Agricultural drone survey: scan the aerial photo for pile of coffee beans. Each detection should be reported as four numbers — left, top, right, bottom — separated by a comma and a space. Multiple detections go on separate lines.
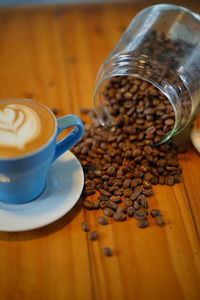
73, 77, 186, 228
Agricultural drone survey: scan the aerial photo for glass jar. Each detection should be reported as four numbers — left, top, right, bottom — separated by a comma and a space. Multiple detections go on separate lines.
94, 4, 200, 144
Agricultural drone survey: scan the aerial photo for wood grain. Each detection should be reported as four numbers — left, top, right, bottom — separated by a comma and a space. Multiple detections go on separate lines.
0, 1, 200, 300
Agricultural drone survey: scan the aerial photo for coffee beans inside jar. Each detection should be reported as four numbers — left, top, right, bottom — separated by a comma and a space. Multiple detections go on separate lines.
73, 77, 186, 229
103, 77, 175, 146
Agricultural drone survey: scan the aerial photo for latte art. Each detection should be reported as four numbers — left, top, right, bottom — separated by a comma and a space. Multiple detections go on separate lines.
0, 99, 55, 158
0, 104, 41, 149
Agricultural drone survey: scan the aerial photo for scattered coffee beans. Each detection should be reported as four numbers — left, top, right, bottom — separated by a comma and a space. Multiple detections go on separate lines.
113, 211, 126, 222
127, 206, 135, 217
137, 220, 149, 228
103, 207, 115, 217
150, 209, 162, 217
98, 216, 108, 225
154, 216, 166, 226
103, 247, 113, 257
73, 76, 185, 229
81, 222, 90, 232
88, 231, 99, 241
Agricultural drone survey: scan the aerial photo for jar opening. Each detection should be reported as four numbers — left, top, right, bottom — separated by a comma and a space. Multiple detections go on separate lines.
94, 54, 192, 145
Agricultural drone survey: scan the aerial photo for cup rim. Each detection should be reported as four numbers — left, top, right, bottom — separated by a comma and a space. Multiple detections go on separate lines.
0, 98, 57, 161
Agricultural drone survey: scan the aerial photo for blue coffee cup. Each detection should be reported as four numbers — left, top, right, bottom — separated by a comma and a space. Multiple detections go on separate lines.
0, 100, 84, 204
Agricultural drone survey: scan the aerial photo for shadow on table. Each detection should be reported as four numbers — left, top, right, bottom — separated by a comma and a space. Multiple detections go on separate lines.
0, 198, 82, 241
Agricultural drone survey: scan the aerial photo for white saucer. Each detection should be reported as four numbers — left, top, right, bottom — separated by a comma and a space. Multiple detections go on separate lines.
0, 151, 84, 232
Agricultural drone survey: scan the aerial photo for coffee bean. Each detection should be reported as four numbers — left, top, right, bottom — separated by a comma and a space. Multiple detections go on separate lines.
81, 222, 90, 232
134, 213, 147, 221
151, 176, 159, 185
127, 206, 135, 217
130, 191, 140, 201
103, 181, 109, 190
167, 159, 179, 166
134, 207, 148, 217
135, 186, 143, 195
94, 170, 103, 177
123, 188, 133, 197
116, 206, 127, 213
100, 201, 107, 209
166, 166, 177, 171
114, 188, 123, 196
98, 195, 109, 202
82, 146, 89, 154
83, 189, 96, 196
157, 159, 166, 167
132, 149, 142, 157
88, 231, 99, 241
174, 175, 181, 183
151, 167, 159, 175
99, 189, 111, 196
94, 178, 103, 184
144, 108, 155, 115
113, 179, 123, 186
110, 196, 121, 203
138, 165, 149, 172
135, 178, 143, 185
123, 178, 131, 188
136, 194, 146, 204
166, 176, 175, 186
134, 201, 140, 210
103, 207, 114, 217
154, 216, 165, 226
143, 145, 153, 153
121, 166, 130, 174
73, 145, 81, 154
107, 148, 116, 157
113, 212, 126, 221
146, 126, 156, 134
144, 173, 153, 181
103, 247, 113, 257
142, 189, 153, 197
159, 144, 170, 152
104, 154, 112, 162
109, 186, 119, 192
131, 179, 139, 188
137, 220, 149, 228
124, 199, 133, 207
159, 176, 165, 185
98, 216, 108, 225
165, 119, 174, 126
150, 209, 162, 217
134, 155, 143, 163
107, 166, 116, 175
106, 201, 117, 210
93, 200, 100, 209
133, 171, 144, 178
143, 180, 152, 189
141, 198, 149, 209
83, 200, 94, 210
83, 164, 94, 172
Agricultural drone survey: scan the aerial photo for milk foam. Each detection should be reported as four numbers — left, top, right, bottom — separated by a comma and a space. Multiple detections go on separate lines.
0, 104, 41, 149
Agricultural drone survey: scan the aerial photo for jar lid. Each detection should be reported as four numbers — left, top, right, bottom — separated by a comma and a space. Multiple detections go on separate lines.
191, 112, 200, 153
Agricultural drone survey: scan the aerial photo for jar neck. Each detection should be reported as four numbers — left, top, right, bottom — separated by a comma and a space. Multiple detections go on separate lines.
94, 53, 192, 143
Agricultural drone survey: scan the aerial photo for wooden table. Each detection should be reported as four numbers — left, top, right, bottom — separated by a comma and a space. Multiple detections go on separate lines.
0, 1, 199, 299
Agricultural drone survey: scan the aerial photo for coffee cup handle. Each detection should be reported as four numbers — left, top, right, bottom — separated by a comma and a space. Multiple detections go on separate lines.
52, 114, 84, 162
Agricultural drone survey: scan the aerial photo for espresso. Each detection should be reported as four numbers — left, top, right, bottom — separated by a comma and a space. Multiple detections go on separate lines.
0, 99, 55, 158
